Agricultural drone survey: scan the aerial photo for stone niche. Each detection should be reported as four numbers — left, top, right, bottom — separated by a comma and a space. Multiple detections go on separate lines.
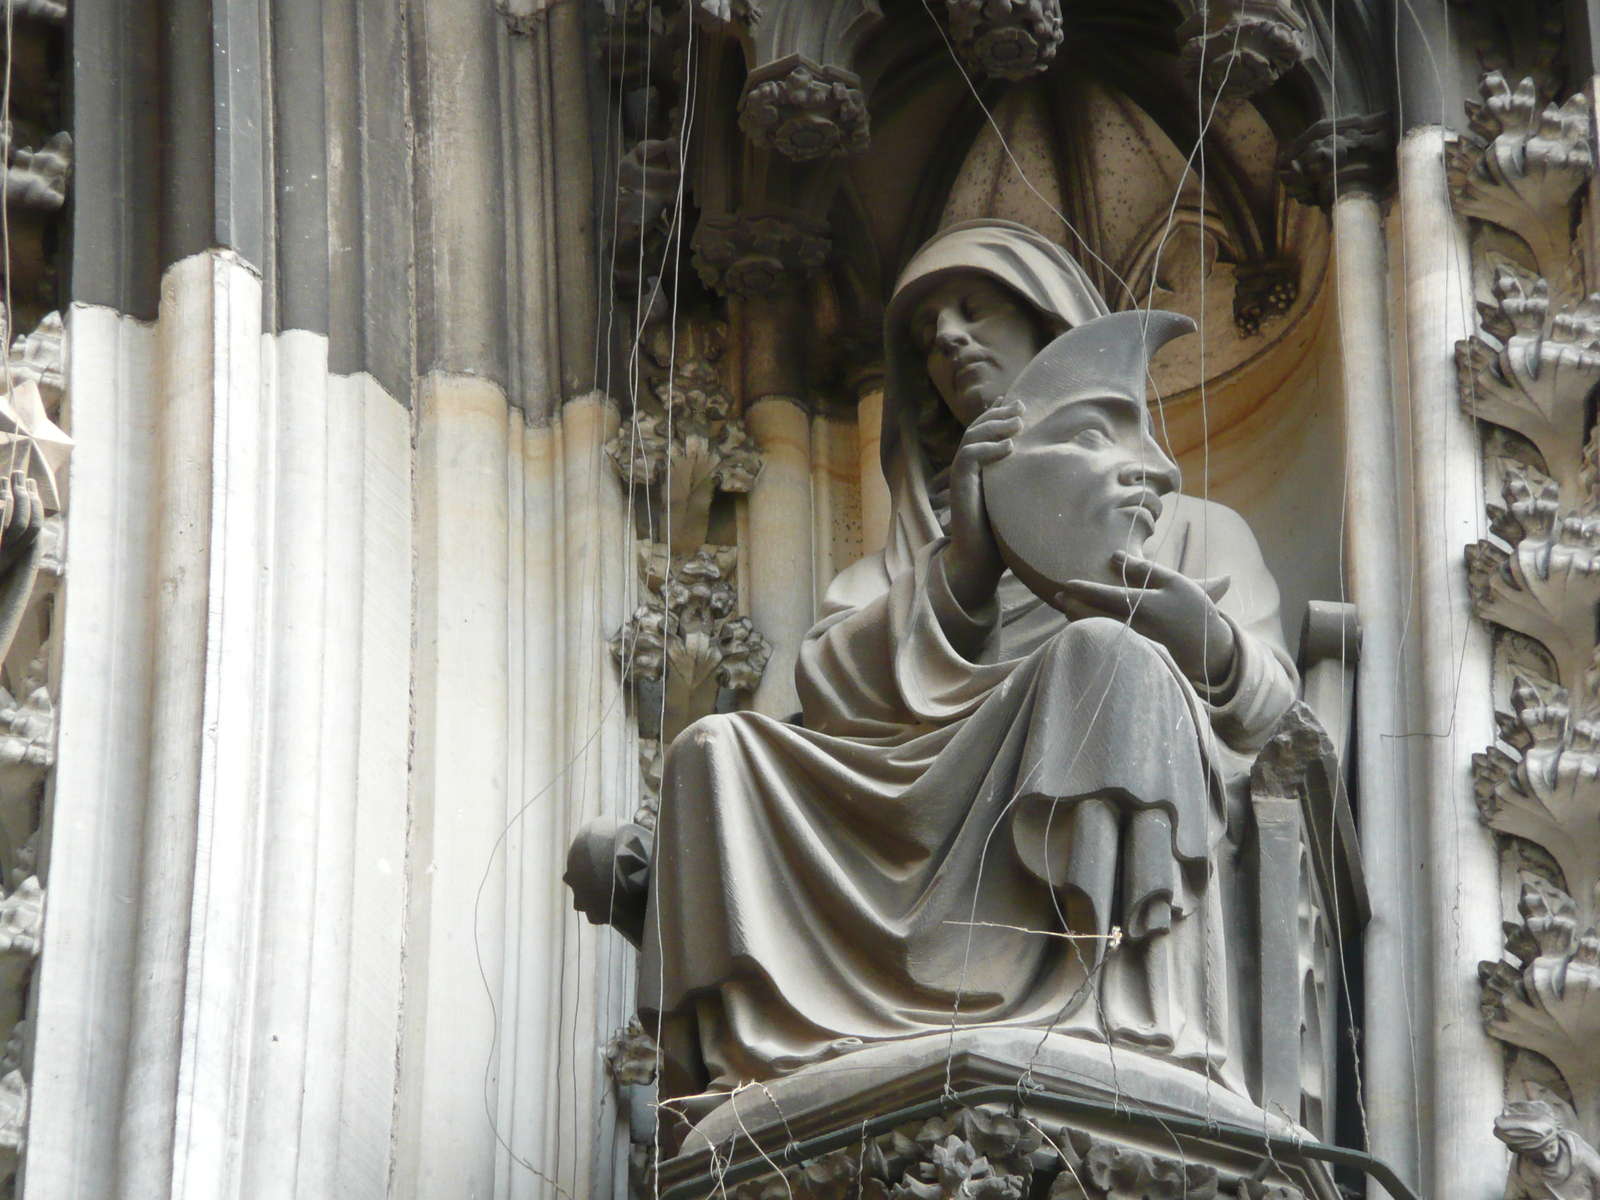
589, 1, 1387, 1198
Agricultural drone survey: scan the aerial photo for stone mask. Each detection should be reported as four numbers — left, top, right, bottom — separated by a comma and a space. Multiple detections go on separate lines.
982, 310, 1194, 601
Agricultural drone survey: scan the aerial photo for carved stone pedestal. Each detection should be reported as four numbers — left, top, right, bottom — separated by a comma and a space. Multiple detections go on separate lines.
654, 1031, 1347, 1200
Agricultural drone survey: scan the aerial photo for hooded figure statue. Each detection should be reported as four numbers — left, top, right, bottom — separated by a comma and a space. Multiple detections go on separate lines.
638, 219, 1297, 1119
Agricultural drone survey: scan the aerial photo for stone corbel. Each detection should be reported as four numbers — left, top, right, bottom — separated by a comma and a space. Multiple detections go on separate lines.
691, 206, 832, 297
731, 0, 883, 162
1277, 113, 1395, 209
1173, 0, 1312, 102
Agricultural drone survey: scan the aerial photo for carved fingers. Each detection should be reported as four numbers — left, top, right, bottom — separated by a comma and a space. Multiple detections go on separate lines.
944, 399, 1022, 611
0, 473, 40, 580
1055, 552, 1236, 686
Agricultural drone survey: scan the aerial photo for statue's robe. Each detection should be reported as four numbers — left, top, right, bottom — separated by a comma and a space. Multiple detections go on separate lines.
640, 493, 1297, 1101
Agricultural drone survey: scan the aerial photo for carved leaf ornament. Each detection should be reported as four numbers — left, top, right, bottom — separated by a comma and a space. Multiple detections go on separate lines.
1452, 69, 1600, 1174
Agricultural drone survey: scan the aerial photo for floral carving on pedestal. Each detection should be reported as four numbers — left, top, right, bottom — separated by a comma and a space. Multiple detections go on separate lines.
692, 207, 831, 297
1451, 68, 1600, 1172
700, 1105, 1306, 1200
1175, 0, 1310, 101
739, 58, 869, 162
945, 0, 1063, 82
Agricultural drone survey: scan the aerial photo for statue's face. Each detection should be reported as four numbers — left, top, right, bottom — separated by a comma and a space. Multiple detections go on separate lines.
984, 390, 1181, 590
911, 275, 1044, 425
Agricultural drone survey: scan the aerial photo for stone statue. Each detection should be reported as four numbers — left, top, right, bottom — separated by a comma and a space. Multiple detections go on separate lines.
605, 219, 1297, 1116
1497, 1101, 1600, 1200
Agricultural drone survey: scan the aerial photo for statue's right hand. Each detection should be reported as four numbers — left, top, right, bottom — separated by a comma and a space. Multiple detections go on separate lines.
944, 398, 1021, 612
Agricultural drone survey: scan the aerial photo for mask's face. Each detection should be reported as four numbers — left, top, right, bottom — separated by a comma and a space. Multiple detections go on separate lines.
911, 275, 1045, 425
985, 392, 1182, 591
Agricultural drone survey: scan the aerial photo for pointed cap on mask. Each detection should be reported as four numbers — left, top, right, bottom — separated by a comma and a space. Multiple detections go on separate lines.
1006, 309, 1196, 415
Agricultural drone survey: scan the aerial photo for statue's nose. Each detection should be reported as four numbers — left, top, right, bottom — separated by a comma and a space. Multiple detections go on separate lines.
933, 310, 970, 352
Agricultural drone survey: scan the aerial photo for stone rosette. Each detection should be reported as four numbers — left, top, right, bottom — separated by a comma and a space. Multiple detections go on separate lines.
691, 208, 831, 297
739, 57, 870, 162
946, 0, 1064, 81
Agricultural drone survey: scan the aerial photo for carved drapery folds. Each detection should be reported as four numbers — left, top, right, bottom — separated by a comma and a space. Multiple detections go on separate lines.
1450, 69, 1600, 1182
945, 0, 1063, 82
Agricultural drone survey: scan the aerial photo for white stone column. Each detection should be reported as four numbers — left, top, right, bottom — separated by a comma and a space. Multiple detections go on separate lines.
1395, 127, 1505, 1200
857, 388, 891, 557
1332, 187, 1422, 1196
30, 252, 415, 1200
398, 374, 513, 1197
746, 396, 814, 718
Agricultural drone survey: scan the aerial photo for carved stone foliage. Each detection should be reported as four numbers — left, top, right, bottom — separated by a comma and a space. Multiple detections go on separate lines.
1232, 263, 1299, 337
945, 0, 1063, 82
691, 208, 831, 297
1173, 0, 1312, 102
605, 317, 762, 550
1451, 69, 1600, 1170
603, 1015, 660, 1086
662, 1106, 1307, 1200
1449, 76, 1595, 290
611, 544, 772, 724
739, 58, 869, 162
606, 316, 771, 816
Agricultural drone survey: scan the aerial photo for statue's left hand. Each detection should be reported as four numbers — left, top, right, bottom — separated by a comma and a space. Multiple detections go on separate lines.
1055, 550, 1236, 688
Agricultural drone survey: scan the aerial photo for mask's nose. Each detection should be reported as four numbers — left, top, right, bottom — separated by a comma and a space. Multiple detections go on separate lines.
1120, 442, 1181, 493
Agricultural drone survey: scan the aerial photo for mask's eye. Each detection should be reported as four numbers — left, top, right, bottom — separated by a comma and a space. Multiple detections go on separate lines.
1068, 427, 1114, 450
